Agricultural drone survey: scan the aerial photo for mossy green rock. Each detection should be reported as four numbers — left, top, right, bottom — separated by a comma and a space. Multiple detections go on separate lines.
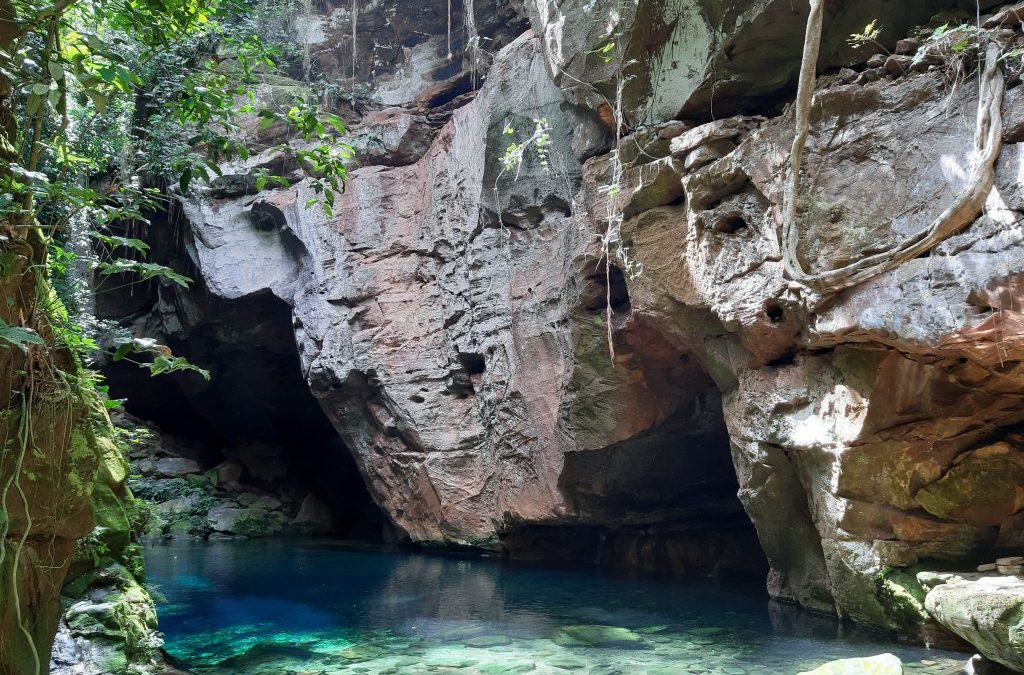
876, 568, 930, 634
90, 482, 132, 555
551, 624, 647, 649
923, 574, 1024, 672
798, 653, 903, 674
915, 443, 1024, 525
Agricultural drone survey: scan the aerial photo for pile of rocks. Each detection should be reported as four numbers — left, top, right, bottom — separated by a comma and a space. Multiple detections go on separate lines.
976, 556, 1024, 575
117, 414, 334, 540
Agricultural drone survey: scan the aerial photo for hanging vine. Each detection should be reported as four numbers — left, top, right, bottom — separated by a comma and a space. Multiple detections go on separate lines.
782, 0, 1006, 296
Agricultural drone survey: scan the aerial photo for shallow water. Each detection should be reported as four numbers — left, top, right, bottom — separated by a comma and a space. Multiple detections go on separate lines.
145, 539, 966, 674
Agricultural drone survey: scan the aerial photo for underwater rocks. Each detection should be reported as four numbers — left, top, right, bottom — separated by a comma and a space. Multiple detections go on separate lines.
550, 625, 647, 649
799, 654, 904, 675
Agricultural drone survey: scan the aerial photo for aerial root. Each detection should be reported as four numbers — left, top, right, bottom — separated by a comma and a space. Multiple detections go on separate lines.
782, 0, 1005, 295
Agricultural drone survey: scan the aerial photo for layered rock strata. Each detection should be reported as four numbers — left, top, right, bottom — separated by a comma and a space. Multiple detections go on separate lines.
114, 0, 1024, 664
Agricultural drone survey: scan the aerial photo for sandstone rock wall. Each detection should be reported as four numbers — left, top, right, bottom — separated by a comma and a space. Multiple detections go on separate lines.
138, 0, 1024, 657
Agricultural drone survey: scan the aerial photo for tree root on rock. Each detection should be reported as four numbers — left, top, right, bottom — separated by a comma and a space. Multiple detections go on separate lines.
782, 0, 1006, 296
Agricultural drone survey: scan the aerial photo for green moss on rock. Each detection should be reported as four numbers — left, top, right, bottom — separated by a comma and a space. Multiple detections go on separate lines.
915, 443, 1024, 526
876, 567, 929, 633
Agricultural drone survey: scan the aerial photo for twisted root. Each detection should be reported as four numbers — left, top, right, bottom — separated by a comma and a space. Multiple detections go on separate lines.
783, 0, 1005, 295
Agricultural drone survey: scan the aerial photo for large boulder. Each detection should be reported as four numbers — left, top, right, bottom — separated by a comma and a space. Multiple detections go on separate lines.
152, 457, 201, 478
923, 574, 1024, 672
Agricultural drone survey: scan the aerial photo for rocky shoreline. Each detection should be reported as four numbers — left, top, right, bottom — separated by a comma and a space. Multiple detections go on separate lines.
120, 413, 335, 541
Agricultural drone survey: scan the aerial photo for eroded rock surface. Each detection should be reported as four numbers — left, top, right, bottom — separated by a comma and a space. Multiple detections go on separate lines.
923, 573, 1024, 672
115, 0, 1024, 663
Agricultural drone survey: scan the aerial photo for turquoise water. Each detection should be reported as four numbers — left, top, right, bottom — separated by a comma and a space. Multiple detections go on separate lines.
145, 540, 966, 674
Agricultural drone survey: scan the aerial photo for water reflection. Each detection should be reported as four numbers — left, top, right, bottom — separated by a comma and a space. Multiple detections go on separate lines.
145, 539, 966, 674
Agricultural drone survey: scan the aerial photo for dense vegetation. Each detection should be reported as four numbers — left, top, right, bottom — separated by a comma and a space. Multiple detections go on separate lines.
1, 0, 351, 368
0, 1, 354, 670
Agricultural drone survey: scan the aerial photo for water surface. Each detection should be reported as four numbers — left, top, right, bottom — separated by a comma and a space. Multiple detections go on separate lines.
145, 539, 966, 674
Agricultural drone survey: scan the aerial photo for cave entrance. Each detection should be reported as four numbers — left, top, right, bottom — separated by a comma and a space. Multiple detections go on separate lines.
519, 379, 768, 579
503, 268, 767, 578
100, 283, 384, 540
559, 388, 766, 578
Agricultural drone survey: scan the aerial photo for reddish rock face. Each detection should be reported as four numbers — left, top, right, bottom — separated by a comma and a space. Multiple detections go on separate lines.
142, 0, 1024, 656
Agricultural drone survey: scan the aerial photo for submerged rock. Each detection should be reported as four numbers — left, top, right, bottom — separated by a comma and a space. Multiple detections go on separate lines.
551, 625, 647, 649
464, 635, 513, 648
215, 643, 316, 669
798, 654, 903, 675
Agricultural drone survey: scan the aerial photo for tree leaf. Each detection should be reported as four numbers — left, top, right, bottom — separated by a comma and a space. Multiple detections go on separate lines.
0, 320, 45, 352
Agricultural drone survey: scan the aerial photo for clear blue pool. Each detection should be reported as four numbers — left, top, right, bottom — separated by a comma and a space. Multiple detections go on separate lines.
145, 539, 966, 674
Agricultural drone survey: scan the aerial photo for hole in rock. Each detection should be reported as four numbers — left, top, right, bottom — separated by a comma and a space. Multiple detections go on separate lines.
767, 348, 797, 368
581, 265, 631, 314
249, 201, 287, 232
426, 72, 474, 108
100, 284, 385, 540
458, 352, 487, 375
715, 213, 748, 234
764, 299, 785, 323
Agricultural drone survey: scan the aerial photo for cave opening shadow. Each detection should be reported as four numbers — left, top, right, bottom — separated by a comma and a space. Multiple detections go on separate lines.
503, 366, 769, 581
102, 290, 385, 540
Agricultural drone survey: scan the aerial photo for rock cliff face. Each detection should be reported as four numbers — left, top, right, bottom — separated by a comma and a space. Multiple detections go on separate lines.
123, 0, 1024, 662
0, 235, 160, 674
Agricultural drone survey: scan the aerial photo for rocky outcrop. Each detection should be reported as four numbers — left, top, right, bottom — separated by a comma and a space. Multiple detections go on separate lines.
49, 414, 163, 675
922, 573, 1024, 672
120, 413, 336, 539
115, 0, 1024, 664
0, 234, 160, 674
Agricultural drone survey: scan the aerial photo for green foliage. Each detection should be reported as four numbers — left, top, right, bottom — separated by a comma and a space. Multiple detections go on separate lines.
258, 98, 354, 217
848, 20, 883, 49
129, 475, 210, 504
110, 336, 211, 380
910, 22, 976, 68
0, 318, 45, 351
233, 513, 271, 538
95, 258, 192, 288
125, 498, 158, 540
587, 0, 629, 64
499, 118, 552, 177
74, 526, 112, 568
1, 0, 348, 387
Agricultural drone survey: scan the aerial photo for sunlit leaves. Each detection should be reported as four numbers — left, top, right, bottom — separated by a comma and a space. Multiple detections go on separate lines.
0, 320, 46, 352
110, 336, 210, 380
96, 259, 193, 287
90, 232, 150, 254
259, 99, 354, 215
